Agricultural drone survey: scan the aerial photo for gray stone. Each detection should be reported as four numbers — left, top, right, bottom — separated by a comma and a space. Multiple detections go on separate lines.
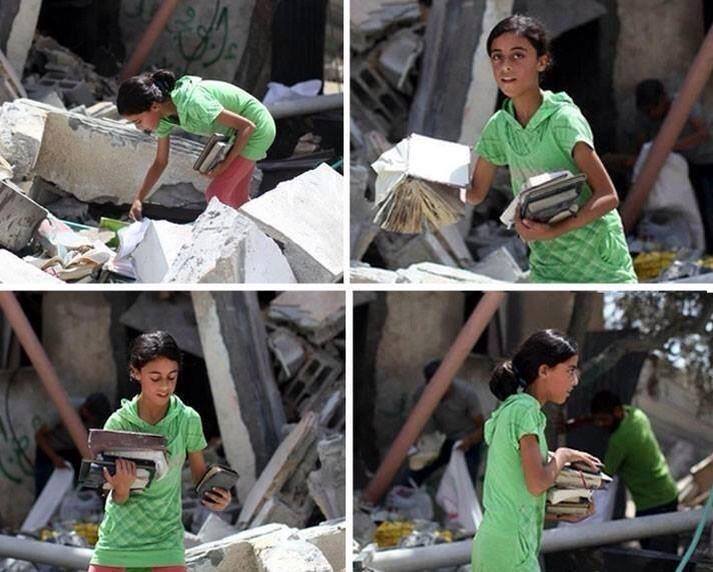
0, 99, 49, 180
132, 219, 193, 283
0, 249, 62, 284
256, 539, 332, 572
471, 246, 528, 283
197, 513, 238, 544
349, 262, 399, 283
396, 262, 507, 284
2, 0, 41, 75
307, 435, 345, 520
241, 164, 344, 283
166, 199, 297, 284
0, 180, 48, 251
298, 520, 346, 572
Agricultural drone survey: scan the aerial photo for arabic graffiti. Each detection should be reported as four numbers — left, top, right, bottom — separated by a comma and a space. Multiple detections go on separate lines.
0, 413, 39, 485
122, 0, 241, 75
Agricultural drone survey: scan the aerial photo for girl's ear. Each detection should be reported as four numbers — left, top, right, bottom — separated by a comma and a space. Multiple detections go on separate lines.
536, 54, 549, 73
129, 366, 140, 382
538, 363, 550, 379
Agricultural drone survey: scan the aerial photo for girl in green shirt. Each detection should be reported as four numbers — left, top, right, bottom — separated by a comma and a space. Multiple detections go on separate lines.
472, 330, 600, 571
89, 331, 231, 572
467, 15, 636, 283
117, 69, 276, 218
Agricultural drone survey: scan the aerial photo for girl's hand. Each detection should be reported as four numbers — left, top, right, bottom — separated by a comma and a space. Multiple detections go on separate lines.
103, 458, 137, 496
206, 159, 229, 179
515, 212, 555, 242
556, 447, 602, 472
202, 486, 231, 511
129, 199, 143, 221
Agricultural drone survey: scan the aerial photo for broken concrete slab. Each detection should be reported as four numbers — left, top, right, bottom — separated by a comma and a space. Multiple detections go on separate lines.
4, 100, 209, 209
131, 219, 192, 283
308, 435, 345, 520
240, 164, 344, 283
0, 179, 48, 251
396, 262, 508, 284
257, 539, 332, 572
471, 245, 528, 282
165, 199, 297, 284
0, 249, 63, 284
2, 0, 41, 75
267, 328, 306, 381
197, 513, 238, 544
267, 292, 345, 345
349, 262, 399, 283
298, 520, 346, 572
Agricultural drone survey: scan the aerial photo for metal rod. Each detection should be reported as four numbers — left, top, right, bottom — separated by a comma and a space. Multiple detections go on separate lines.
621, 23, 713, 231
366, 509, 713, 571
266, 93, 343, 120
0, 292, 90, 458
119, 0, 181, 81
0, 534, 92, 568
362, 292, 506, 505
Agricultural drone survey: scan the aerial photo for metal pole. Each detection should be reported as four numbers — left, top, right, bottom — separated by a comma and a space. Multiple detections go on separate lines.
366, 509, 713, 571
0, 292, 90, 458
119, 0, 181, 81
362, 292, 506, 505
621, 23, 713, 232
0, 535, 92, 568
266, 93, 343, 120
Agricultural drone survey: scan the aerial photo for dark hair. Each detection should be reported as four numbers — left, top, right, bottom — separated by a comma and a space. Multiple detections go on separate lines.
489, 329, 577, 401
591, 390, 622, 415
636, 79, 665, 111
117, 69, 176, 115
487, 15, 552, 72
129, 330, 182, 372
423, 359, 441, 381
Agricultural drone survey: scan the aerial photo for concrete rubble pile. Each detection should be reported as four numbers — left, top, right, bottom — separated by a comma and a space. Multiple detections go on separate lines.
350, 1, 530, 284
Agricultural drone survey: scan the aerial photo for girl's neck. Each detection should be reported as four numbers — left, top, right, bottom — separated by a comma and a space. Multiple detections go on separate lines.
526, 380, 548, 407
137, 394, 169, 425
511, 87, 543, 127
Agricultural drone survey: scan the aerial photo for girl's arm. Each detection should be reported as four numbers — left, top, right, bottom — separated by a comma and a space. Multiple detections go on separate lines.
465, 156, 498, 205
187, 450, 231, 511
103, 458, 137, 504
207, 110, 257, 178
516, 142, 620, 241
130, 136, 171, 220
519, 435, 601, 496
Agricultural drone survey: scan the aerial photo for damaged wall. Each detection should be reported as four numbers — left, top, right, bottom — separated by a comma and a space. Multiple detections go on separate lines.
373, 292, 464, 456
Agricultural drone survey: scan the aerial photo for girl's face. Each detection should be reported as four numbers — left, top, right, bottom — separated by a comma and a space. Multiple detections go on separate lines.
131, 356, 179, 407
125, 102, 162, 134
489, 32, 548, 98
540, 355, 579, 405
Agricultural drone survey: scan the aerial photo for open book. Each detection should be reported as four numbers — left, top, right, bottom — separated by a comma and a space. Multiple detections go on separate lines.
195, 464, 239, 497
500, 171, 587, 228
194, 134, 232, 174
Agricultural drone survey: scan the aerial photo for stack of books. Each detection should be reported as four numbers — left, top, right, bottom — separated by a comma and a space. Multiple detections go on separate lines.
195, 464, 239, 498
500, 171, 587, 228
546, 462, 612, 518
372, 134, 471, 233
78, 429, 169, 493
193, 134, 232, 174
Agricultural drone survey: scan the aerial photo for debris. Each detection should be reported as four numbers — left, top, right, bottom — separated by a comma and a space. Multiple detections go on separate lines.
0, 249, 63, 284
395, 262, 509, 284
372, 134, 470, 233
308, 435, 346, 520
165, 199, 297, 284
240, 164, 344, 283
377, 28, 424, 95
268, 328, 307, 382
0, 48, 27, 102
268, 292, 346, 345
0, 179, 48, 252
21, 466, 74, 533
350, 262, 400, 283
131, 219, 193, 283
196, 513, 238, 544
470, 246, 528, 282
0, 99, 48, 179
679, 453, 713, 507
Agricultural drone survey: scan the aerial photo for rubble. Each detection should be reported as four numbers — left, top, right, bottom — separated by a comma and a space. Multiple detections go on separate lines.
268, 291, 346, 345
396, 262, 509, 284
240, 164, 344, 283
132, 219, 193, 283
350, 262, 400, 283
1, 1, 41, 76
308, 435, 346, 520
0, 179, 48, 251
165, 199, 297, 284
0, 249, 63, 284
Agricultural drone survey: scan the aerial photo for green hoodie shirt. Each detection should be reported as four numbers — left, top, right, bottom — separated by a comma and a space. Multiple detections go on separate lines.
472, 392, 547, 572
475, 90, 637, 284
154, 75, 276, 161
90, 395, 207, 569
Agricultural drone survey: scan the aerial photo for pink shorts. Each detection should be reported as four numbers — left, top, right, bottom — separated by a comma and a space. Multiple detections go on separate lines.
205, 155, 255, 209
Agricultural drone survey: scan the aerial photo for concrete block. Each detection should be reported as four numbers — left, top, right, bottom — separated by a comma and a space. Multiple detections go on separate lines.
197, 513, 238, 544
166, 199, 296, 284
4, 0, 41, 75
267, 292, 345, 344
0, 99, 49, 179
0, 249, 63, 284
131, 219, 192, 283
307, 435, 345, 520
27, 101, 208, 208
256, 539, 332, 572
349, 263, 399, 283
241, 164, 344, 283
298, 520, 346, 572
471, 246, 528, 283
0, 180, 48, 251
396, 262, 507, 284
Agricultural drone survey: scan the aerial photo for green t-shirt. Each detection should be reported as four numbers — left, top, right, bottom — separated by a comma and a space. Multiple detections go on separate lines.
604, 406, 678, 511
155, 76, 276, 161
472, 393, 547, 572
475, 90, 637, 284
90, 395, 207, 569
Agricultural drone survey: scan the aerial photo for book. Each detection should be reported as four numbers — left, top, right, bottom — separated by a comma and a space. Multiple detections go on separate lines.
546, 500, 592, 516
500, 171, 587, 228
193, 134, 232, 174
88, 429, 166, 455
371, 134, 471, 233
78, 457, 156, 492
555, 466, 612, 490
547, 487, 593, 505
195, 464, 239, 498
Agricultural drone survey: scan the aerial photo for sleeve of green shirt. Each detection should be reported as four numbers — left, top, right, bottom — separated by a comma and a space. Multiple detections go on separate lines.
185, 87, 224, 131
509, 403, 542, 447
185, 407, 208, 453
552, 106, 595, 156
474, 113, 508, 166
154, 118, 175, 139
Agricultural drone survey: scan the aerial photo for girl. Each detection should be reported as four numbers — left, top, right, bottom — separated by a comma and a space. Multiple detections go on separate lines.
471, 330, 600, 572
117, 70, 276, 218
467, 15, 637, 283
89, 331, 231, 572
